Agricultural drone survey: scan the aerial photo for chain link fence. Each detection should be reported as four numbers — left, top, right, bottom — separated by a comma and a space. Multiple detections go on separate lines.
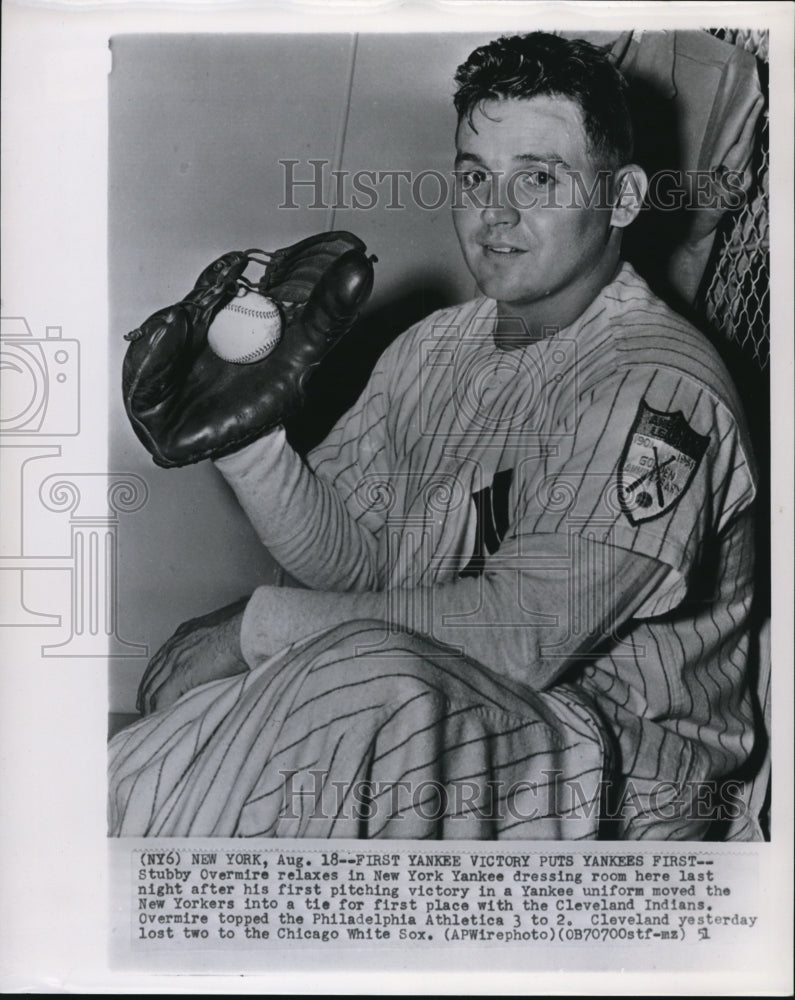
703, 30, 771, 842
701, 29, 770, 370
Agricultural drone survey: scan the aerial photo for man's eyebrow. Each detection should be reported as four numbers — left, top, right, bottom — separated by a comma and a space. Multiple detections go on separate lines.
454, 151, 572, 170
454, 151, 485, 168
515, 153, 571, 170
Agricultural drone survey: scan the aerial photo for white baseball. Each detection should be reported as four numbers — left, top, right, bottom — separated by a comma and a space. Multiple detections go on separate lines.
208, 292, 283, 364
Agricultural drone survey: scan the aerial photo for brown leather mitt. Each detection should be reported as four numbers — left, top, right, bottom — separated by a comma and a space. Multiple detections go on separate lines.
122, 231, 376, 468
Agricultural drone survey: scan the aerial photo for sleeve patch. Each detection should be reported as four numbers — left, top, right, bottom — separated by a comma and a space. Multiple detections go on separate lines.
618, 401, 709, 525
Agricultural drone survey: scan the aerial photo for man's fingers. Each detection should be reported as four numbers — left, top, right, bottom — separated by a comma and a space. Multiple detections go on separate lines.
136, 605, 249, 712
136, 648, 172, 714
148, 674, 182, 714
144, 653, 190, 714
136, 629, 206, 714
135, 619, 247, 715
136, 663, 158, 714
137, 647, 181, 714
142, 638, 204, 714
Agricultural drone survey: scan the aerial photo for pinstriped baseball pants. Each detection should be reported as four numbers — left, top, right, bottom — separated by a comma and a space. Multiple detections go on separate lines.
109, 621, 609, 839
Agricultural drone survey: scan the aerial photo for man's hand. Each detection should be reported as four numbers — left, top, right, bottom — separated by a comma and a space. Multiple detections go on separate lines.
122, 233, 375, 468
136, 598, 250, 715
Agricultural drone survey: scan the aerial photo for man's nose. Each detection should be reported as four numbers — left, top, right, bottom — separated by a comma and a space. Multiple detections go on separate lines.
481, 177, 520, 226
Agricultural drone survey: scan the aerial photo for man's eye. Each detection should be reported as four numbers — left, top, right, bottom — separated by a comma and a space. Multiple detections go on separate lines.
517, 169, 554, 188
458, 169, 487, 190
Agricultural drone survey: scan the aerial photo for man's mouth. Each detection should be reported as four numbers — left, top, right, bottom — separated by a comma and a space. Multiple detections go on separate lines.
483, 244, 524, 255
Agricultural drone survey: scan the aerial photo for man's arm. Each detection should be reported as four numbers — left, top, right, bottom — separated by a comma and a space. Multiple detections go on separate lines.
138, 356, 394, 713
139, 533, 667, 713
239, 534, 670, 691
214, 389, 387, 594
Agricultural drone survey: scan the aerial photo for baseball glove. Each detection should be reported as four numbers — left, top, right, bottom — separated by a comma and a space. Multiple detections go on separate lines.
122, 230, 376, 468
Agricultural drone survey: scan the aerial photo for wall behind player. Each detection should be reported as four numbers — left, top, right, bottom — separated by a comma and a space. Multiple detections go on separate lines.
108, 33, 479, 711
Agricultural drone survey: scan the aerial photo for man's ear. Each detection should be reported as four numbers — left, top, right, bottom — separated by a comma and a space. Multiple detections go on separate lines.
610, 165, 648, 229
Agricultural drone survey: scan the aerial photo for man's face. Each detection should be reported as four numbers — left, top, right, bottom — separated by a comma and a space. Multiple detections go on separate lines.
453, 95, 616, 327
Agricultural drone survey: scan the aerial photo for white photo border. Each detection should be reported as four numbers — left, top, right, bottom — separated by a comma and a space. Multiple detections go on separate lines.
1, 0, 792, 994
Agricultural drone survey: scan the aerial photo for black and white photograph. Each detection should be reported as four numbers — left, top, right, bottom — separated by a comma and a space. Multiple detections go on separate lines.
109, 27, 772, 841
1, 0, 792, 993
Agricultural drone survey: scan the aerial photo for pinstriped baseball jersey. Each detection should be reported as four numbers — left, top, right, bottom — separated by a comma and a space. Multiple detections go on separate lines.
293, 260, 758, 836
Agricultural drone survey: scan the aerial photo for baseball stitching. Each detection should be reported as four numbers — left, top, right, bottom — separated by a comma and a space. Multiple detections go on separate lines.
232, 337, 281, 363
224, 301, 280, 320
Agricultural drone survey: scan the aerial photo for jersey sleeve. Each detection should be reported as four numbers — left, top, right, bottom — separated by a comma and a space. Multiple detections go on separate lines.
214, 359, 392, 592
305, 359, 390, 539
511, 365, 757, 618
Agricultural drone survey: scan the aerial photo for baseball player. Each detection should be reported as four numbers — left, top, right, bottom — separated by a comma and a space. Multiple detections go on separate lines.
110, 33, 757, 840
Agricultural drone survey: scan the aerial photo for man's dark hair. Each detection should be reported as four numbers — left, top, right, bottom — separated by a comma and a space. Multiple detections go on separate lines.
454, 32, 633, 169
